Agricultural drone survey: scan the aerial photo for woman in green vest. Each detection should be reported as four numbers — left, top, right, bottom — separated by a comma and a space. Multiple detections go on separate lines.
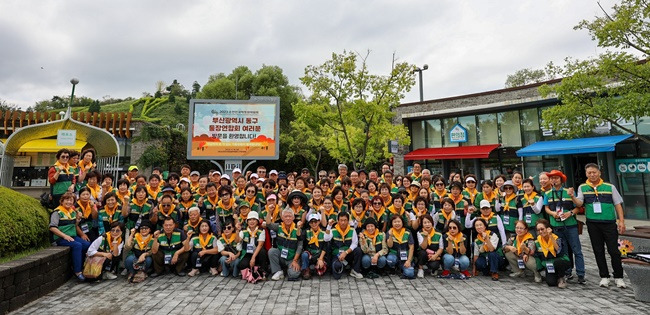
496, 180, 522, 239
359, 217, 388, 278
474, 180, 497, 212
519, 179, 544, 236
301, 213, 329, 279
238, 212, 268, 277
49, 192, 91, 281
386, 215, 416, 279
431, 176, 449, 211
472, 218, 504, 281
76, 187, 98, 242
187, 220, 220, 277
534, 219, 571, 288
98, 192, 123, 235
125, 186, 153, 231
416, 214, 443, 278
125, 220, 154, 280
177, 187, 197, 226
441, 220, 470, 278
87, 221, 125, 280
330, 187, 349, 214
503, 220, 541, 282
48, 149, 76, 207
368, 196, 388, 232
350, 198, 368, 233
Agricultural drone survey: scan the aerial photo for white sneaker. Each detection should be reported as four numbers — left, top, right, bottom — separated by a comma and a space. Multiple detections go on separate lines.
534, 271, 542, 283
615, 278, 626, 288
271, 271, 284, 281
188, 269, 200, 277
417, 269, 424, 278
349, 269, 364, 279
509, 271, 524, 278
599, 278, 610, 287
120, 269, 128, 276
103, 272, 117, 280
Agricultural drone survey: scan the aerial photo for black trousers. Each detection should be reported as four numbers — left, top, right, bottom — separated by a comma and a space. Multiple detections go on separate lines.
416, 250, 441, 271
587, 221, 624, 278
545, 259, 571, 286
238, 250, 269, 273
190, 252, 219, 270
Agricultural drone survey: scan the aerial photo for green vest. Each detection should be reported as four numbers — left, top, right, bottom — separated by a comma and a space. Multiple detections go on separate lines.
388, 229, 411, 255
422, 231, 442, 252
52, 167, 74, 195
98, 233, 122, 253
190, 234, 216, 251
331, 227, 354, 256
218, 235, 239, 254
579, 182, 617, 222
305, 229, 326, 256
500, 197, 519, 232
544, 188, 577, 227
520, 195, 543, 227
276, 225, 300, 260
98, 207, 122, 235
54, 209, 77, 240
127, 200, 152, 230
240, 229, 263, 256
157, 231, 183, 254
534, 238, 569, 270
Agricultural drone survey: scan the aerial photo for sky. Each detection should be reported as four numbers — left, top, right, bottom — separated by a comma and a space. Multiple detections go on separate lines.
0, 0, 619, 109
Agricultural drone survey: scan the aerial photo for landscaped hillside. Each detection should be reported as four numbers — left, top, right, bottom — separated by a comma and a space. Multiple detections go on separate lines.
71, 96, 190, 127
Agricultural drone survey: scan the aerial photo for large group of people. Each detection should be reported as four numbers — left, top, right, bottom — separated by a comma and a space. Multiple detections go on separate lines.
48, 148, 627, 289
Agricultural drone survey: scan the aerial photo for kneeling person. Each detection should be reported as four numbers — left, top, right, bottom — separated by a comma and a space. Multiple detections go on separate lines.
301, 213, 330, 279
268, 209, 303, 281
152, 217, 190, 277
187, 220, 220, 277
328, 212, 364, 280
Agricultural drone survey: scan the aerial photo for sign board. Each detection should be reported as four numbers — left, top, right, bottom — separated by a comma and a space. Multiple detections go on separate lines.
616, 158, 650, 174
14, 156, 31, 167
57, 130, 76, 146
224, 160, 242, 172
449, 124, 468, 143
389, 140, 399, 154
187, 97, 280, 160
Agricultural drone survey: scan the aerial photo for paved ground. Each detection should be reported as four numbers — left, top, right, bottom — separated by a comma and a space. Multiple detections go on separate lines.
13, 218, 650, 315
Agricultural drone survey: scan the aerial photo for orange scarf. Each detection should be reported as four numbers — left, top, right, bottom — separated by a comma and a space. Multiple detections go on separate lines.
476, 231, 492, 252
503, 193, 517, 211
106, 232, 122, 252
188, 219, 201, 231
87, 184, 100, 200
132, 197, 147, 208
78, 160, 94, 172
371, 206, 386, 220
441, 210, 454, 222
333, 199, 345, 211
434, 189, 448, 200
77, 200, 92, 218
450, 194, 464, 206
381, 194, 392, 207
217, 198, 235, 210
104, 204, 118, 223
391, 227, 407, 244
281, 222, 296, 237
56, 205, 75, 219
117, 190, 130, 204
447, 232, 464, 250
538, 234, 558, 257
221, 233, 236, 246
309, 228, 321, 247
423, 229, 436, 246
159, 204, 176, 217
199, 233, 214, 249
335, 223, 351, 239
482, 191, 497, 203
351, 210, 366, 223
363, 229, 379, 247
290, 205, 303, 215
54, 161, 71, 174
388, 205, 404, 216
464, 188, 478, 203
524, 192, 538, 204
516, 233, 534, 255
146, 185, 160, 198
585, 179, 604, 196
135, 233, 152, 250
180, 200, 195, 209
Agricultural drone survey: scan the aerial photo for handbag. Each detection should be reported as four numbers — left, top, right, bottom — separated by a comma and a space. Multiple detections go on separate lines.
577, 220, 584, 235
83, 256, 107, 279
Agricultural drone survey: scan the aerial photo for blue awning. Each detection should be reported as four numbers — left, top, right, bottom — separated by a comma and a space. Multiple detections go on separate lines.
516, 134, 633, 157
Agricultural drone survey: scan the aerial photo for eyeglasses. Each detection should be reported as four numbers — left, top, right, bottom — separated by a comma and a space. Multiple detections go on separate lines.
264, 185, 271, 189
161, 204, 171, 208
329, 176, 335, 179
448, 226, 458, 230
246, 190, 256, 194
224, 226, 234, 230
220, 194, 230, 197
60, 155, 69, 159
435, 183, 444, 186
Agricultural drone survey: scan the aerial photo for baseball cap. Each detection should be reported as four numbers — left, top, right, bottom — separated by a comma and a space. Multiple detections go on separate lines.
480, 200, 491, 209
247, 211, 259, 221
233, 168, 242, 174
269, 170, 278, 175
221, 174, 231, 180
307, 213, 321, 222
128, 165, 138, 172
180, 178, 191, 184
190, 171, 200, 176
266, 194, 277, 200
210, 171, 221, 176
250, 173, 259, 179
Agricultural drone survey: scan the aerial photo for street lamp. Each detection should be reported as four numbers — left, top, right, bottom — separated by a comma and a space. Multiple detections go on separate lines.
413, 64, 428, 102
69, 78, 79, 108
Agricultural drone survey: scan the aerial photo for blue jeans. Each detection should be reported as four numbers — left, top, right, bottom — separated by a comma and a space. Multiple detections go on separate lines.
442, 254, 470, 271
361, 254, 387, 269
554, 225, 585, 277
219, 255, 240, 277
475, 252, 503, 274
124, 254, 152, 274
386, 254, 415, 278
56, 236, 91, 273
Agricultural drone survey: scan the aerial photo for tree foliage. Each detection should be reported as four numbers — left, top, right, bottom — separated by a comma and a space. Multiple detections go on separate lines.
295, 50, 413, 170
539, 0, 650, 144
88, 100, 101, 113
505, 67, 552, 88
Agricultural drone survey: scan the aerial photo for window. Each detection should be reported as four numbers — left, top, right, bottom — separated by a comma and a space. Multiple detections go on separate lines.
520, 108, 541, 146
477, 113, 498, 145
498, 110, 522, 147
442, 117, 459, 147
458, 115, 477, 145
410, 120, 426, 150
636, 116, 650, 136
425, 119, 442, 148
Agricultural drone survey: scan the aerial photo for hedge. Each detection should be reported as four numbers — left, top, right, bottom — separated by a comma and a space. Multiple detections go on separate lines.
0, 187, 50, 258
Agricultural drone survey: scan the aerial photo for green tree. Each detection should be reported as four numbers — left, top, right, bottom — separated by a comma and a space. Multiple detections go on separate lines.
296, 50, 413, 169
192, 81, 201, 97
505, 67, 551, 88
88, 100, 101, 113
0, 99, 17, 112
539, 0, 650, 144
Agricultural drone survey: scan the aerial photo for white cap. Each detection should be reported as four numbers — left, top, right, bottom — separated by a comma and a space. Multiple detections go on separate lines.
266, 194, 277, 200
269, 170, 278, 175
250, 173, 259, 179
233, 168, 242, 174
210, 171, 221, 176
180, 178, 191, 184
247, 211, 260, 221
258, 178, 265, 182
465, 176, 476, 183
307, 213, 321, 222
190, 171, 200, 176
479, 200, 491, 209
221, 174, 231, 180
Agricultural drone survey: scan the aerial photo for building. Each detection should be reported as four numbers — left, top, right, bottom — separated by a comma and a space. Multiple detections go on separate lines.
392, 80, 650, 220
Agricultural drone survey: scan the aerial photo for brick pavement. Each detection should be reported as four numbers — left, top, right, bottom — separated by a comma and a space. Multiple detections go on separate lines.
12, 229, 650, 315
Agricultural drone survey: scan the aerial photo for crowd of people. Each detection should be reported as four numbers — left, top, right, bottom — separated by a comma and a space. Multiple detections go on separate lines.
47, 148, 627, 289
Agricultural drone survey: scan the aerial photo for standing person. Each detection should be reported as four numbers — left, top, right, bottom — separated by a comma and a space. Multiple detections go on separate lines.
49, 192, 90, 281
543, 170, 585, 284
496, 181, 521, 239
48, 149, 76, 207
574, 163, 626, 288
520, 179, 544, 236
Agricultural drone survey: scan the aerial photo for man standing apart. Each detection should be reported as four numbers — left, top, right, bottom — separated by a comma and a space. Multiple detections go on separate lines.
574, 163, 626, 288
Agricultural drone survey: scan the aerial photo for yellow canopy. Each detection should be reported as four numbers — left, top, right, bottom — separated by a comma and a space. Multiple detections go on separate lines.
17, 139, 87, 153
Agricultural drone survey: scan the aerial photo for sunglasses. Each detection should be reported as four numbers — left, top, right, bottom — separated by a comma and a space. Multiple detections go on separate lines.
60, 156, 69, 159
264, 185, 271, 189
247, 190, 256, 193
161, 204, 171, 208
373, 202, 382, 205
280, 188, 288, 191
224, 226, 234, 230
448, 226, 458, 230
435, 183, 444, 186
329, 176, 335, 179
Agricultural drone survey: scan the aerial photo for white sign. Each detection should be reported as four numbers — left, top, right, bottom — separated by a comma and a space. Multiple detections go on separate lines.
14, 156, 31, 167
389, 140, 399, 154
449, 124, 467, 143
57, 130, 76, 146
616, 158, 650, 174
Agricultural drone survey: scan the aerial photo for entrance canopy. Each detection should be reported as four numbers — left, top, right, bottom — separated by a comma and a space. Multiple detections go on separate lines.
1, 110, 120, 187
404, 144, 501, 160
516, 134, 632, 157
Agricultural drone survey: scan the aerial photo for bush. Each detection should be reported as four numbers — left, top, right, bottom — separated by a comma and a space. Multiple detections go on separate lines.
0, 187, 50, 258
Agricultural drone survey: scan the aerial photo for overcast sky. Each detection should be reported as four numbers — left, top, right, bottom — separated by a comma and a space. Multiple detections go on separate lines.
0, 0, 617, 109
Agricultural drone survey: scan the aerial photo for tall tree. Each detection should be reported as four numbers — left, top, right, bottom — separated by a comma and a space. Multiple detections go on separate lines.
296, 50, 413, 170
88, 100, 101, 113
505, 68, 551, 88
539, 0, 650, 144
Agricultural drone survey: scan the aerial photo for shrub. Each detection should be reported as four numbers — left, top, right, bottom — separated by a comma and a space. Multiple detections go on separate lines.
0, 187, 50, 258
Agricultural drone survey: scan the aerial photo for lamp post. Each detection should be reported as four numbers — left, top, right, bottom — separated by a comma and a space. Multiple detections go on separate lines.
69, 78, 79, 108
413, 64, 428, 102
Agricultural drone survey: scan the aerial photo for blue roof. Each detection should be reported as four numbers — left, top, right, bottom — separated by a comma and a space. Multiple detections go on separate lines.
516, 134, 633, 157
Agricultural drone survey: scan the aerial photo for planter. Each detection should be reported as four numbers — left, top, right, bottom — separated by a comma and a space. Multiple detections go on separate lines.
619, 229, 650, 256
622, 258, 650, 302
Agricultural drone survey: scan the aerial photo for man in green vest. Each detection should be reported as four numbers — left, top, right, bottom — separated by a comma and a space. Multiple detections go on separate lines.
543, 169, 585, 284
327, 212, 364, 280
267, 209, 303, 281
151, 217, 190, 277
574, 163, 626, 289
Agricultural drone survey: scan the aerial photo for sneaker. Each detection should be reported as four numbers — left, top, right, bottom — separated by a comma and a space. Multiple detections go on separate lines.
534, 271, 542, 283
615, 278, 626, 288
599, 278, 609, 287
120, 269, 128, 276
350, 269, 364, 279
302, 269, 311, 280
565, 274, 574, 281
491, 272, 499, 281
440, 270, 451, 278
76, 273, 85, 282
558, 278, 567, 289
461, 270, 472, 278
103, 272, 117, 280
431, 269, 439, 276
271, 271, 284, 281
176, 271, 187, 277
577, 276, 586, 284
210, 268, 219, 276
417, 269, 424, 278
188, 269, 200, 277
509, 271, 524, 278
